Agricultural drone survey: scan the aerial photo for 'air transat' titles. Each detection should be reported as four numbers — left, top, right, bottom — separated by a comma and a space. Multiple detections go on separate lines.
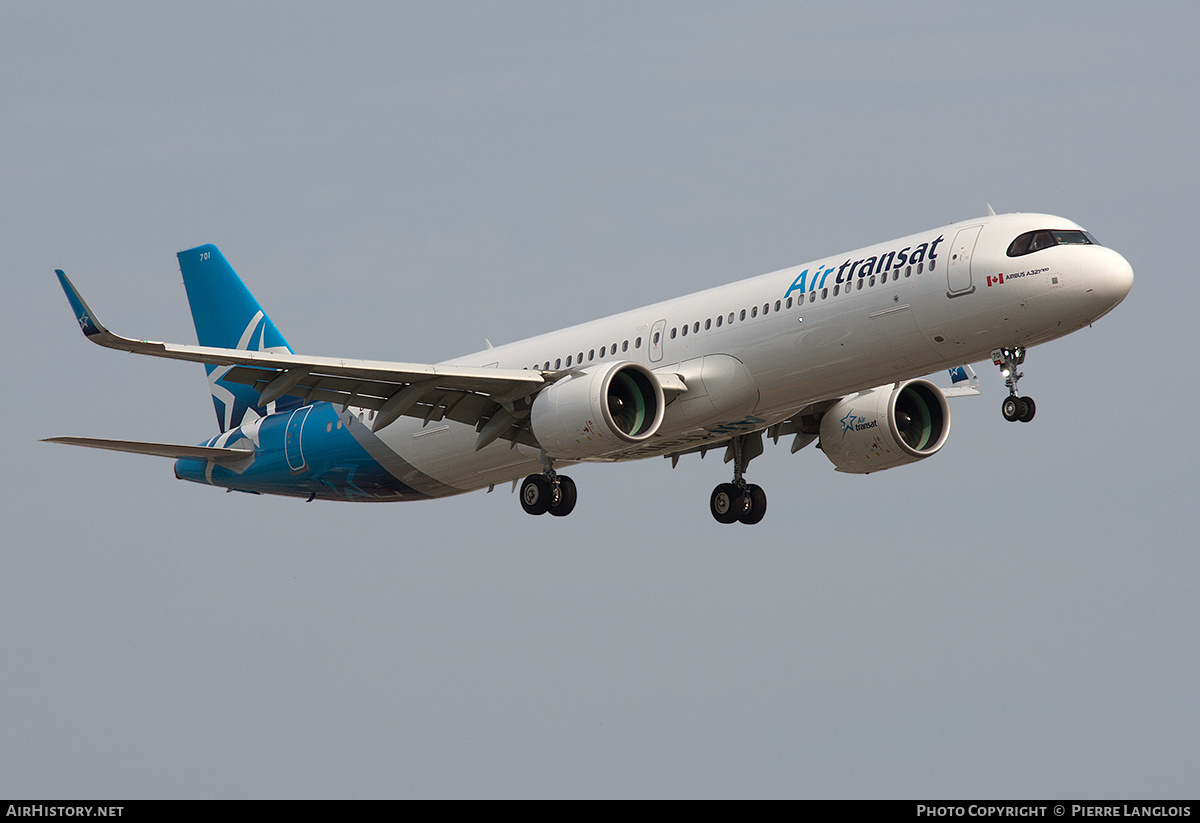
783, 234, 944, 300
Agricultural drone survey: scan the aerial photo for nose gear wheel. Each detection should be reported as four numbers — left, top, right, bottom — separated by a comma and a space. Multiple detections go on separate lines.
992, 347, 1036, 423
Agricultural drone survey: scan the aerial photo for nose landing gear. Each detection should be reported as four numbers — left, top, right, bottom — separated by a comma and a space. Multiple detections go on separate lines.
993, 347, 1036, 422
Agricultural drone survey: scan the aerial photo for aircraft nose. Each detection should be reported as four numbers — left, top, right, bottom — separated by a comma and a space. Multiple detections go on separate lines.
1086, 248, 1134, 315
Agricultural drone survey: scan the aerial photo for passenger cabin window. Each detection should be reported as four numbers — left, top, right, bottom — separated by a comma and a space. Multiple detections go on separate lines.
1008, 228, 1097, 257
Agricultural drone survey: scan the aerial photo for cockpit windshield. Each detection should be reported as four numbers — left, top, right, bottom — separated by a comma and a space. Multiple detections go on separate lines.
1007, 229, 1101, 257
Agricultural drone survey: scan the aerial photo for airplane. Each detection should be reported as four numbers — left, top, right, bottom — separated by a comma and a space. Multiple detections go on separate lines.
47, 212, 1133, 524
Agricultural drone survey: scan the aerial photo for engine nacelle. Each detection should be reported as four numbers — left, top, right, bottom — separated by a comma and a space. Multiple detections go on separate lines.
819, 379, 950, 473
530, 362, 666, 459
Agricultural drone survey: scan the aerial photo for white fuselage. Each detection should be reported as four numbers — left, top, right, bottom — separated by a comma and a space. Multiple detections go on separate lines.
360, 212, 1133, 495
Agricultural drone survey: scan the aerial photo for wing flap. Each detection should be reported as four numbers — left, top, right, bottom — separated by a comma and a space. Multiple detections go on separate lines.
221, 367, 501, 428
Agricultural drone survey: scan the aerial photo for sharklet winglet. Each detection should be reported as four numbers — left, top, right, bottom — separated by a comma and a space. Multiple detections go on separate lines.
55, 270, 108, 339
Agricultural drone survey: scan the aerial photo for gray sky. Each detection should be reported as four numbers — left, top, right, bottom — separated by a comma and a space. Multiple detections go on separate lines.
3, 1, 1197, 798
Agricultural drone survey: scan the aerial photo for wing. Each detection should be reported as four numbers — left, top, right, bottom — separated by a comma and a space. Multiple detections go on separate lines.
55, 270, 548, 443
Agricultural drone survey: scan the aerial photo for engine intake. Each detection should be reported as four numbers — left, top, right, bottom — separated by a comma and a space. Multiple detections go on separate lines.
819, 379, 950, 473
530, 362, 665, 459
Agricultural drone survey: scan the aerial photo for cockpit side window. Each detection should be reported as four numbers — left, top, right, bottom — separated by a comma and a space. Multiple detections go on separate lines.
1007, 228, 1098, 257
1007, 232, 1033, 257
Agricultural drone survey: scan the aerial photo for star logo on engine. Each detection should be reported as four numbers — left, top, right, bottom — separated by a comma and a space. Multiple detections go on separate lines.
840, 410, 858, 437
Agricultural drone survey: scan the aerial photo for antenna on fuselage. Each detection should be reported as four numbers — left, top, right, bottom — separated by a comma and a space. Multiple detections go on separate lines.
986, 203, 996, 216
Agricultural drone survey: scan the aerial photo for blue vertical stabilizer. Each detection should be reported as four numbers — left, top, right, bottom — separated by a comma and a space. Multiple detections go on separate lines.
177, 245, 298, 432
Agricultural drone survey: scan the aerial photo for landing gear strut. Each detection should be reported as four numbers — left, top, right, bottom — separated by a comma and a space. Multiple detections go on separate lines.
709, 432, 768, 525
520, 457, 577, 517
992, 347, 1036, 423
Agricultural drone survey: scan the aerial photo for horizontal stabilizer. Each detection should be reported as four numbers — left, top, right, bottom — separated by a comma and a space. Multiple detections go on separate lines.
44, 436, 254, 466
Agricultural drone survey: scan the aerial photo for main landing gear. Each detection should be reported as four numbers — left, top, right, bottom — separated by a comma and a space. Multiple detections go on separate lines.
992, 346, 1036, 423
519, 461, 577, 518
709, 432, 768, 525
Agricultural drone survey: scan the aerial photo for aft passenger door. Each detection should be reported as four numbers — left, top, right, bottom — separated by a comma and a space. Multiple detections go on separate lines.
285, 405, 312, 472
